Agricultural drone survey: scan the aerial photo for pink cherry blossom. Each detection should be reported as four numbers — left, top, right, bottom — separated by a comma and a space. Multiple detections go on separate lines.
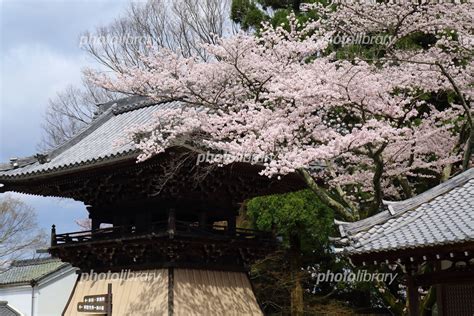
87, 2, 472, 212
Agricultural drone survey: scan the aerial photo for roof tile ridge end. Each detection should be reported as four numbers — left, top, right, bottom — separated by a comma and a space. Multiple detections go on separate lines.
337, 210, 392, 237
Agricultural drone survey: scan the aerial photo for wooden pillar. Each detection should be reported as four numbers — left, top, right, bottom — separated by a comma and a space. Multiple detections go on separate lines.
199, 211, 208, 228
91, 218, 100, 231
406, 265, 419, 316
88, 206, 100, 231
228, 216, 236, 234
435, 260, 443, 316
107, 283, 113, 316
436, 284, 444, 316
50, 225, 56, 246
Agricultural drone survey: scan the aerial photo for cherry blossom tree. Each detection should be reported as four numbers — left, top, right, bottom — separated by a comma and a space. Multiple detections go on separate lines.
86, 2, 472, 312
87, 2, 472, 223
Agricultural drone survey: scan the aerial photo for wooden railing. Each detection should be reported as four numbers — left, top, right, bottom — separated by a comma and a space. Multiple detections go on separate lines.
51, 220, 273, 246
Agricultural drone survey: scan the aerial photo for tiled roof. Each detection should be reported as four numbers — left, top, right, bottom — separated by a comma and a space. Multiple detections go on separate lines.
0, 257, 70, 286
0, 302, 21, 316
0, 97, 181, 180
0, 95, 325, 182
337, 168, 474, 255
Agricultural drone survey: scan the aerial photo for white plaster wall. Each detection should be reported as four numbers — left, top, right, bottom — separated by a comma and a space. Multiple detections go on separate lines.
36, 268, 77, 316
0, 285, 30, 315
0, 267, 77, 316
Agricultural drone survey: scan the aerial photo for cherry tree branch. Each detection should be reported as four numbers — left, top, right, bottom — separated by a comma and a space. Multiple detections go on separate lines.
297, 168, 356, 221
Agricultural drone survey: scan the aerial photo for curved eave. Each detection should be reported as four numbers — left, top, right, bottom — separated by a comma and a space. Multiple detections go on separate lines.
0, 97, 181, 185
0, 151, 138, 189
345, 240, 474, 265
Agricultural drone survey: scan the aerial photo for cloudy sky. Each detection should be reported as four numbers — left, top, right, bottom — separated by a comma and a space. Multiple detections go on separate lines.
0, 0, 129, 234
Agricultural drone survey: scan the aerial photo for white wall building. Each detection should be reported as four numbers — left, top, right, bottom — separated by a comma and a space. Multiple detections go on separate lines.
0, 257, 77, 316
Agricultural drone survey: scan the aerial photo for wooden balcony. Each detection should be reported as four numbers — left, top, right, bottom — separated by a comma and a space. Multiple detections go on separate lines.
49, 221, 276, 272
51, 221, 274, 246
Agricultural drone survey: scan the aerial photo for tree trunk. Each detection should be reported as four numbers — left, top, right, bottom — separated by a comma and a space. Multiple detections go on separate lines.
463, 128, 473, 170
440, 164, 452, 182
368, 149, 385, 216
420, 286, 437, 316
289, 232, 304, 316
375, 280, 405, 315
435, 62, 472, 170
297, 168, 355, 221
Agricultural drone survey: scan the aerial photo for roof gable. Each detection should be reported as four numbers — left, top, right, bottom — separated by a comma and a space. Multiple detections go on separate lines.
0, 302, 21, 316
337, 169, 474, 255
0, 97, 181, 180
0, 258, 70, 286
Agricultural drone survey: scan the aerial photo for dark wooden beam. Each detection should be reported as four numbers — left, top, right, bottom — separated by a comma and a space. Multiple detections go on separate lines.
168, 268, 174, 316
414, 269, 474, 287
2, 149, 306, 211
349, 242, 474, 265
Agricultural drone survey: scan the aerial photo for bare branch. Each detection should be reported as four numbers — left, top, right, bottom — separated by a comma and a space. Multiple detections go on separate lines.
39, 79, 120, 150
0, 195, 48, 268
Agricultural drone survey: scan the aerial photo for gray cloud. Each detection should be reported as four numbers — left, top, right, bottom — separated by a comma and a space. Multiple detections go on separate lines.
1, 0, 130, 234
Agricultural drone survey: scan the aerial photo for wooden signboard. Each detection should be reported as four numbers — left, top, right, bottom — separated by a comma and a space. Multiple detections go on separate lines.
77, 283, 112, 315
